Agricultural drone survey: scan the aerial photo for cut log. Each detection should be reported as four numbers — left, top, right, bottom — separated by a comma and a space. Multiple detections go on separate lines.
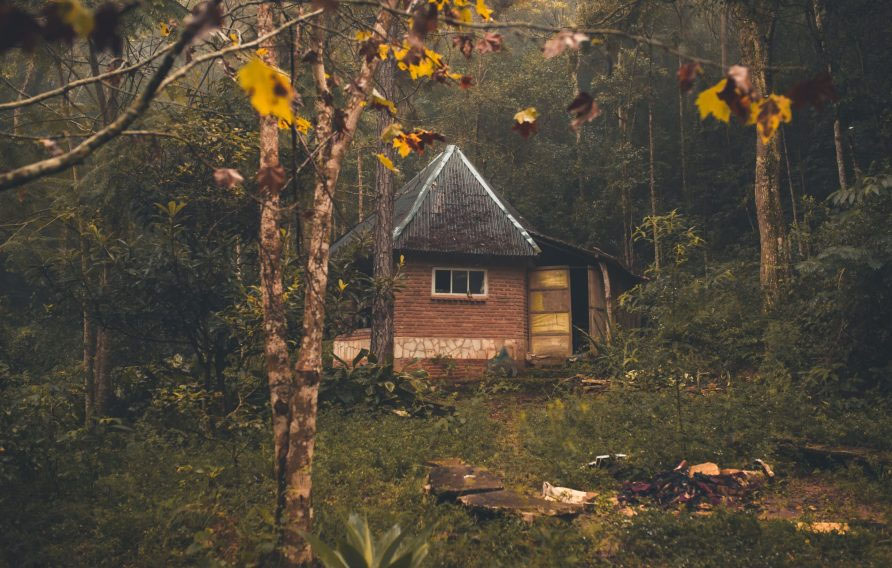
459, 489, 584, 520
426, 463, 503, 498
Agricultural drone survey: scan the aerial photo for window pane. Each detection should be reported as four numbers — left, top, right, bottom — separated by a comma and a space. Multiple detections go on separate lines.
434, 270, 451, 293
452, 270, 468, 294
469, 271, 485, 294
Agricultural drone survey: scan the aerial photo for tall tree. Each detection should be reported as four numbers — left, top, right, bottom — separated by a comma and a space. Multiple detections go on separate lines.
370, 52, 397, 363
734, 0, 792, 306
287, 2, 400, 562
253, 2, 295, 559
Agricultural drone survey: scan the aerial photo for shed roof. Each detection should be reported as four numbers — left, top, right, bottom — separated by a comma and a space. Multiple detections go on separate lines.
330, 146, 640, 280
331, 145, 540, 257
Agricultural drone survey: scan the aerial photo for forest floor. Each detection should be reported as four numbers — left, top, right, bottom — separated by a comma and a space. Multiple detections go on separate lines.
3, 374, 891, 566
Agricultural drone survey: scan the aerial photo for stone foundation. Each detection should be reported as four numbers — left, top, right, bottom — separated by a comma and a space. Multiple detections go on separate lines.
331, 329, 521, 379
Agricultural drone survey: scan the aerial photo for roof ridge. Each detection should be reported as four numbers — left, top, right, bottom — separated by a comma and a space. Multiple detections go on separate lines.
392, 145, 456, 240
454, 148, 541, 254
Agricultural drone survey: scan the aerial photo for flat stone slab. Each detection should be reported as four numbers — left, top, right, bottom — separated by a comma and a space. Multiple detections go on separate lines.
458, 489, 584, 520
427, 464, 504, 498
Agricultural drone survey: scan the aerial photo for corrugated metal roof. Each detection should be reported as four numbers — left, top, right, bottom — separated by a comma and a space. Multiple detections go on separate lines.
331, 145, 540, 256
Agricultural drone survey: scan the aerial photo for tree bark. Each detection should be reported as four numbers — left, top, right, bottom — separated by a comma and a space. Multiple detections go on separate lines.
736, 2, 792, 307
599, 262, 614, 341
648, 102, 660, 272
285, 3, 398, 564
254, 3, 296, 562
370, 53, 396, 363
811, 0, 848, 192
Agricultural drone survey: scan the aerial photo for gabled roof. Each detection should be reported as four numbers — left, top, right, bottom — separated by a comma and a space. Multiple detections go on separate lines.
331, 145, 540, 257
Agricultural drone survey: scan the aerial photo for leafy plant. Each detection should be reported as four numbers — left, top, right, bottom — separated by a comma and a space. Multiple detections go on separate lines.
322, 350, 448, 417
301, 514, 429, 568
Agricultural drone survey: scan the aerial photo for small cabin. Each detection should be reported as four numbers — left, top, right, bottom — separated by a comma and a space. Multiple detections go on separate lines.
331, 145, 641, 378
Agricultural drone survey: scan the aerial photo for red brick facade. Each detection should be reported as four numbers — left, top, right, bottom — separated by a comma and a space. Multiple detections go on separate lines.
394, 253, 529, 348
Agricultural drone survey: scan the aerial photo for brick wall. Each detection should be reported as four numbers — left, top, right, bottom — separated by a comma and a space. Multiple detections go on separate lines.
394, 253, 529, 360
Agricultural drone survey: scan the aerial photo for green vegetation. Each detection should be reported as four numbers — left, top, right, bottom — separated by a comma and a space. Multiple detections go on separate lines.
2, 0, 892, 565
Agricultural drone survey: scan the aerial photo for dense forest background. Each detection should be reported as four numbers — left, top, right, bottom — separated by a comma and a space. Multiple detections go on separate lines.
1, 0, 890, 566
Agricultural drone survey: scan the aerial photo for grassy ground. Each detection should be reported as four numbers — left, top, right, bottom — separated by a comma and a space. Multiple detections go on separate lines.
2, 376, 890, 566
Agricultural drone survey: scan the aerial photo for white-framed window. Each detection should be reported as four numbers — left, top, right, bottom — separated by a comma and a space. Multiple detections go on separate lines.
432, 267, 487, 297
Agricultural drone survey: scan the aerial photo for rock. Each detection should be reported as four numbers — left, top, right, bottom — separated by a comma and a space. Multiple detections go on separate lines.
459, 489, 583, 519
426, 463, 503, 498
542, 481, 597, 505
688, 462, 720, 477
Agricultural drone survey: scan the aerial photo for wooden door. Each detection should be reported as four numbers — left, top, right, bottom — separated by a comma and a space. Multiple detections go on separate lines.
587, 266, 609, 342
528, 266, 571, 359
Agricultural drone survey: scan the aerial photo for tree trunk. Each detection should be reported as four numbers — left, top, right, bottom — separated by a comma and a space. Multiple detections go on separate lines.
648, 102, 660, 272
599, 262, 614, 341
357, 154, 364, 221
736, 3, 792, 307
285, 4, 398, 564
370, 54, 396, 363
811, 0, 848, 192
93, 265, 111, 416
83, 311, 96, 423
254, 3, 296, 562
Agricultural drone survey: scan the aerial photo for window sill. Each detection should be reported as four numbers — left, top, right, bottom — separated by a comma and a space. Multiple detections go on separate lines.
431, 294, 488, 303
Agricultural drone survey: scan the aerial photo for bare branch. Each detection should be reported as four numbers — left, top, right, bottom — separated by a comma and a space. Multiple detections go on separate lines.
0, 6, 324, 193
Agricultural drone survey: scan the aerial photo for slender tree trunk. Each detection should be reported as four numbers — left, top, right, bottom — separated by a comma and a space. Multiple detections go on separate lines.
285, 4, 398, 564
254, 4, 296, 562
811, 0, 848, 192
13, 54, 36, 134
736, 3, 792, 307
676, 1, 689, 207
370, 54, 396, 363
599, 262, 614, 341
648, 102, 660, 272
83, 309, 96, 423
781, 126, 805, 258
93, 265, 111, 415
357, 154, 364, 221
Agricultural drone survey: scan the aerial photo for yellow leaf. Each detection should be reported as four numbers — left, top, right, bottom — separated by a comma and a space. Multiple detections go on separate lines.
475, 0, 494, 21
256, 48, 269, 57
370, 90, 397, 116
424, 48, 443, 67
294, 116, 313, 134
160, 22, 170, 37
408, 58, 434, 80
695, 79, 731, 123
456, 7, 473, 24
514, 107, 539, 123
380, 122, 404, 142
229, 32, 239, 46
58, 0, 94, 37
378, 43, 391, 60
399, 254, 405, 266
237, 58, 295, 124
393, 42, 409, 62
393, 136, 411, 157
375, 153, 399, 173
355, 30, 373, 42
453, 0, 469, 7
337, 279, 348, 291
752, 94, 793, 143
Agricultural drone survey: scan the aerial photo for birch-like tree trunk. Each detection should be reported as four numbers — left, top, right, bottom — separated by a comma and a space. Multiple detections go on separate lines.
254, 3, 295, 562
285, 3, 398, 563
736, 2, 792, 306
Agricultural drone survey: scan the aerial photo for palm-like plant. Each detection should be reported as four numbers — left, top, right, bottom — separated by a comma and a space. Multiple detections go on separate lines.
301, 514, 429, 568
